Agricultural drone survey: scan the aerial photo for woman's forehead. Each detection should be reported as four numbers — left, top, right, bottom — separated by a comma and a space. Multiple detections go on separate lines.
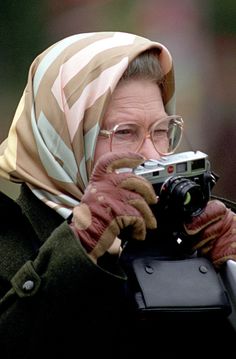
102, 79, 166, 127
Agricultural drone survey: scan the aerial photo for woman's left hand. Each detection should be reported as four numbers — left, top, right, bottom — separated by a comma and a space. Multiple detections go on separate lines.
184, 199, 236, 269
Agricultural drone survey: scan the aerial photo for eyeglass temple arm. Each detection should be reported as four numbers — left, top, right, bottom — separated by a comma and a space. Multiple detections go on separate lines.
99, 129, 112, 138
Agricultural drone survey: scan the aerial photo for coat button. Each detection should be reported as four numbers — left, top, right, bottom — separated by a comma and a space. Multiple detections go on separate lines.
22, 280, 35, 291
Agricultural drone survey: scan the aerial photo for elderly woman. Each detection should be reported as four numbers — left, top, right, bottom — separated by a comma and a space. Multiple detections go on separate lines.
0, 31, 235, 358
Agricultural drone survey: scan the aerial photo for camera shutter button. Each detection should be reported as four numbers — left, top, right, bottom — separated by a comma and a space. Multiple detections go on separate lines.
143, 160, 159, 169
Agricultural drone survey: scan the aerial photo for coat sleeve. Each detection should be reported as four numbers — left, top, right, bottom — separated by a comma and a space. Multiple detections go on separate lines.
0, 220, 127, 356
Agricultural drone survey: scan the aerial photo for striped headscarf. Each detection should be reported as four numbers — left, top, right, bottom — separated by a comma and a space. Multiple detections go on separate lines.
0, 32, 175, 218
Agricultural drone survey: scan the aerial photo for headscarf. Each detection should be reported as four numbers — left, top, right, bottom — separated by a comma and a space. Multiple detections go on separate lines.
0, 31, 175, 218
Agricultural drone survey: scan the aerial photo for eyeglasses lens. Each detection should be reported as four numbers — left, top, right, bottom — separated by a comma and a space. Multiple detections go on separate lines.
111, 117, 182, 155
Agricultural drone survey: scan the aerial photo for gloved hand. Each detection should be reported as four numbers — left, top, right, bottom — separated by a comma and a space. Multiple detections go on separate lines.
184, 199, 236, 269
70, 152, 157, 262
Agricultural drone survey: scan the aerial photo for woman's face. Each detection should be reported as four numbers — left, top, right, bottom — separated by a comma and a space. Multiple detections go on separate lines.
94, 79, 167, 164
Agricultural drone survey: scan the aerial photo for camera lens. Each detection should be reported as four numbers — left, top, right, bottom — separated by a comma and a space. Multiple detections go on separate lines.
179, 182, 204, 216
158, 176, 206, 220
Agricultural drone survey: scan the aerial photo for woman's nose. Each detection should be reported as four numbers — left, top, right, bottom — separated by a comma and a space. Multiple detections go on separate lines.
138, 137, 161, 160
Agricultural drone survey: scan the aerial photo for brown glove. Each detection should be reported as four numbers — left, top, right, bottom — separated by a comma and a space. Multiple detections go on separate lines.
184, 199, 236, 269
70, 152, 157, 261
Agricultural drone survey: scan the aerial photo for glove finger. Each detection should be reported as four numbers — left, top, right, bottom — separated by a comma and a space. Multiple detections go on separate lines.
116, 215, 147, 241
79, 193, 149, 232
184, 200, 227, 235
128, 198, 157, 229
90, 215, 146, 259
91, 151, 145, 180
192, 217, 228, 251
210, 213, 236, 266
97, 184, 157, 229
120, 175, 157, 205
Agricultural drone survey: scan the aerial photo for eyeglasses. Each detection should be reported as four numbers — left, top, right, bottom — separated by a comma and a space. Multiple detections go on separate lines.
99, 115, 183, 155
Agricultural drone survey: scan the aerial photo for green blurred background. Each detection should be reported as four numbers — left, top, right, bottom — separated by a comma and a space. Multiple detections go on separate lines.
1, 0, 236, 200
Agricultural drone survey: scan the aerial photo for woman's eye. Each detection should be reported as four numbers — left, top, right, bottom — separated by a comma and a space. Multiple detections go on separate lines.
116, 129, 132, 135
153, 129, 168, 137
115, 127, 137, 137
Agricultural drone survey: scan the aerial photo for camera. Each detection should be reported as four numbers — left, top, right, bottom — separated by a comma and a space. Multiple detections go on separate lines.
134, 150, 217, 222
119, 152, 231, 320
122, 151, 218, 256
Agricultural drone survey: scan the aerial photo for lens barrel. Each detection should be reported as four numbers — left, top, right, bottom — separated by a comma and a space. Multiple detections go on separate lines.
158, 176, 207, 221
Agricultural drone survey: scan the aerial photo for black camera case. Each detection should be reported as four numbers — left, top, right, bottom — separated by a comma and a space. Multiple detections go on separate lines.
129, 255, 231, 319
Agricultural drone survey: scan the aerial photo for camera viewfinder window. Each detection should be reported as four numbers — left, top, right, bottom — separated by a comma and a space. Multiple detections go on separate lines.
191, 159, 205, 171
176, 162, 187, 173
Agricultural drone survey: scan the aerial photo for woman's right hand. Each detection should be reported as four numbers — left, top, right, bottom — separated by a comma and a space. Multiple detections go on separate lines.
70, 152, 157, 261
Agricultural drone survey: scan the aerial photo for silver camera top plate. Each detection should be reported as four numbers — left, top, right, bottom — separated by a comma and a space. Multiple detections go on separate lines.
134, 151, 210, 185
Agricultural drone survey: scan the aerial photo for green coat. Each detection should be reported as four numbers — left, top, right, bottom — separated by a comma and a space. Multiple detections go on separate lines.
0, 185, 128, 358
0, 185, 235, 358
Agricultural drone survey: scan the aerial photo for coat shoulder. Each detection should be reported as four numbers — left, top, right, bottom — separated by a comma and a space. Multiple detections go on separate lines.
0, 191, 38, 285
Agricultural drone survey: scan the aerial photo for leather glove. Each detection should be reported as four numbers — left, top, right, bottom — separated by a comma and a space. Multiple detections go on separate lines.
184, 199, 236, 269
70, 152, 157, 261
